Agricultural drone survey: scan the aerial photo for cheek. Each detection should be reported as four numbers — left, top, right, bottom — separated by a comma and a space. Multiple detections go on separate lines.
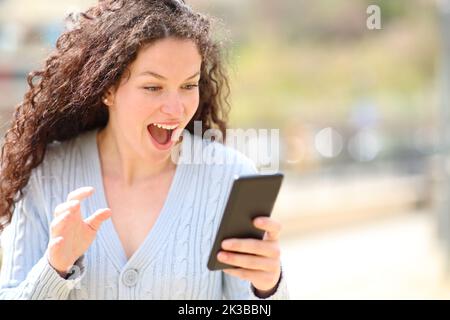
185, 93, 200, 117
114, 89, 157, 123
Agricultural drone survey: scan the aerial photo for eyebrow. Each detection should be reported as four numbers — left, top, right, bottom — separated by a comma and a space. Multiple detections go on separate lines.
138, 71, 201, 81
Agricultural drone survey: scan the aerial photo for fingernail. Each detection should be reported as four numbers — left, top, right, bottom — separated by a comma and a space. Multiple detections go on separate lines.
218, 252, 228, 261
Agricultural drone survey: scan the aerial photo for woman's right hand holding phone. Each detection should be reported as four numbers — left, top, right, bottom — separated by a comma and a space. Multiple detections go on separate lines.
47, 186, 111, 277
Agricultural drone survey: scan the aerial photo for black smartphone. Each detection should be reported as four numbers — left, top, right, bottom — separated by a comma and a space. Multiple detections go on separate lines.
207, 173, 284, 271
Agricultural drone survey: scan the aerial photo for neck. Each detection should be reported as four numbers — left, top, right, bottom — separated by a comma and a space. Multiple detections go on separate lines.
96, 126, 176, 186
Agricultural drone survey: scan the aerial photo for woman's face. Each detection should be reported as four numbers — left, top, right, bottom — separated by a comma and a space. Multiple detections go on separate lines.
106, 37, 202, 161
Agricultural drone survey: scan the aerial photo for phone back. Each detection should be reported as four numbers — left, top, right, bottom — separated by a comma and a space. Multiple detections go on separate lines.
207, 173, 284, 270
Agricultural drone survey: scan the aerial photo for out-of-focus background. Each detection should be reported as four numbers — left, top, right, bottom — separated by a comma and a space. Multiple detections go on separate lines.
1, 0, 450, 299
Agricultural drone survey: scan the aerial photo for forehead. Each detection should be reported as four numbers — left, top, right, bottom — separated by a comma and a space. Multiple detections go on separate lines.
129, 37, 202, 77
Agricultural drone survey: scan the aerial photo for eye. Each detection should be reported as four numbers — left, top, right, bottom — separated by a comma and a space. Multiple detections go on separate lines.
183, 84, 199, 90
143, 86, 162, 92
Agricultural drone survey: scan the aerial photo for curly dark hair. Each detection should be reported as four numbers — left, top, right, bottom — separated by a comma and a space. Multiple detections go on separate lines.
0, 0, 231, 230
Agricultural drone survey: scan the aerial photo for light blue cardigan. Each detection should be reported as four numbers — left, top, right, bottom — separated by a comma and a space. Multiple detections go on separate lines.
0, 129, 289, 299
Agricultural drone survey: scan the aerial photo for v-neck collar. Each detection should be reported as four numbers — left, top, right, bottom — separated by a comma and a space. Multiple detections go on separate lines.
82, 128, 189, 272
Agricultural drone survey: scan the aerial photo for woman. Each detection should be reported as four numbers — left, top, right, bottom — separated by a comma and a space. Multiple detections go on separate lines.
0, 0, 288, 299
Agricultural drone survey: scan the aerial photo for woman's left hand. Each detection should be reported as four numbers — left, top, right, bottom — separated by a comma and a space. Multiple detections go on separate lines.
218, 216, 282, 295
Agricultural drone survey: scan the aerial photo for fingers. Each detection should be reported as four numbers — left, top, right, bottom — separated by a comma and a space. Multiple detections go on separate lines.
66, 186, 95, 202
253, 217, 282, 241
217, 251, 279, 272
53, 200, 80, 218
52, 186, 95, 219
221, 238, 280, 259
222, 268, 266, 282
50, 210, 78, 235
222, 267, 281, 292
84, 208, 112, 232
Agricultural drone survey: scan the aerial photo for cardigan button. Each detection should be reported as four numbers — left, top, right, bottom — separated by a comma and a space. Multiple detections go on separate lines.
122, 269, 139, 287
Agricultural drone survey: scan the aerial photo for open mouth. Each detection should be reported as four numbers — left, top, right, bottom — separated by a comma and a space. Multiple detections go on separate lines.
147, 123, 180, 149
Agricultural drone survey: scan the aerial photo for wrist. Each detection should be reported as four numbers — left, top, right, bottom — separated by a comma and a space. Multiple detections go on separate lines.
252, 270, 282, 299
47, 257, 72, 279
48, 261, 69, 278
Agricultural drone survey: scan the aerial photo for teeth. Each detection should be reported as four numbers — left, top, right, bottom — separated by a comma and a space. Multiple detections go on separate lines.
152, 123, 178, 130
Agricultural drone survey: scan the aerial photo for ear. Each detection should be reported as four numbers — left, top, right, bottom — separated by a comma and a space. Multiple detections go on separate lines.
102, 87, 116, 107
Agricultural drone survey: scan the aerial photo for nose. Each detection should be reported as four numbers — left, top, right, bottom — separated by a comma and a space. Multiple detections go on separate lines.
161, 92, 184, 117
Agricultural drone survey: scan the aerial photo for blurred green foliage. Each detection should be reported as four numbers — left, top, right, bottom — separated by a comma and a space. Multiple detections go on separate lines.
192, 0, 439, 128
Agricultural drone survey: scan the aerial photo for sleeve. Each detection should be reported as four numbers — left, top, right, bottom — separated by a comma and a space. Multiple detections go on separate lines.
222, 151, 290, 300
0, 169, 86, 300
